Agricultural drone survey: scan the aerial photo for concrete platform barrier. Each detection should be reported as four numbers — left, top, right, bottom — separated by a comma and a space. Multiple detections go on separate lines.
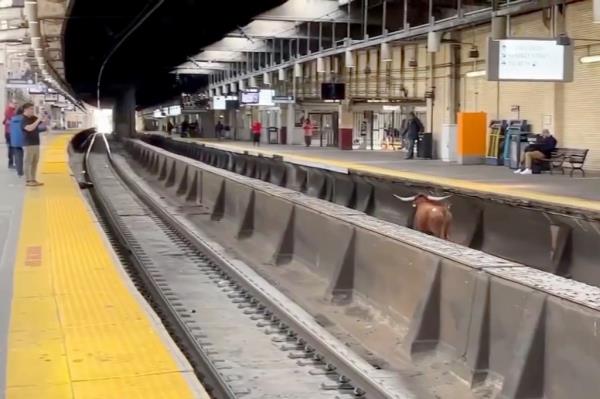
136, 135, 600, 287
125, 138, 600, 398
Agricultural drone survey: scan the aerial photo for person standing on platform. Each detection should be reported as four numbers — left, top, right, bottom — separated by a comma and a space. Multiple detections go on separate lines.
4, 99, 17, 169
303, 118, 314, 147
401, 112, 424, 160
9, 106, 24, 178
251, 120, 262, 147
215, 120, 224, 140
21, 103, 47, 187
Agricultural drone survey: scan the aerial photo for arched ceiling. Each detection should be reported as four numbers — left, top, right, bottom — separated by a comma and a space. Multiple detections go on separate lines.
63, 0, 286, 107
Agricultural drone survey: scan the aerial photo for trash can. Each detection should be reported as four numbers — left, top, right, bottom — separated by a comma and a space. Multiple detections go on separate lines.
417, 132, 433, 159
267, 127, 278, 144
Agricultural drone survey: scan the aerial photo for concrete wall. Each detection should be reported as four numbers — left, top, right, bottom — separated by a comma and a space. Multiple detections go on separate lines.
126, 137, 600, 399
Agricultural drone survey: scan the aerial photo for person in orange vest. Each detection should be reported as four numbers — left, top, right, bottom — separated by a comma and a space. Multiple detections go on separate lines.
303, 118, 314, 147
251, 120, 262, 147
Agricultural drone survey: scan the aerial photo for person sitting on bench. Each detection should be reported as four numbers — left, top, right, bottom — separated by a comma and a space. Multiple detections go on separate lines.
514, 129, 557, 175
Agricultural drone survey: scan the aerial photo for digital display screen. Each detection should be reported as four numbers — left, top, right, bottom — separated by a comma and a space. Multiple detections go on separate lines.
487, 38, 573, 82
321, 83, 346, 100
240, 91, 259, 104
258, 89, 275, 106
212, 96, 226, 110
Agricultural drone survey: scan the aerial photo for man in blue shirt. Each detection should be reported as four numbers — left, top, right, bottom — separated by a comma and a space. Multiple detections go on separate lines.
9, 106, 24, 177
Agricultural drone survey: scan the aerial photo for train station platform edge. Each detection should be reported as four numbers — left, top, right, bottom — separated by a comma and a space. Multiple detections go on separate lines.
5, 133, 207, 399
177, 138, 600, 214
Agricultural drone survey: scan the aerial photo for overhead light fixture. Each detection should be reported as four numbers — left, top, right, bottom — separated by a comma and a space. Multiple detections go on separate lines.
316, 57, 325, 73
381, 43, 392, 62
249, 76, 257, 87
238, 79, 246, 91
31, 37, 41, 49
427, 31, 442, 53
293, 63, 302, 78
580, 54, 600, 64
345, 49, 355, 68
263, 72, 271, 86
278, 68, 285, 81
465, 70, 486, 78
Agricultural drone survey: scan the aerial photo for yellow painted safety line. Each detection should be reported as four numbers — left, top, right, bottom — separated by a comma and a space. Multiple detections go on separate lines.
196, 140, 600, 214
6, 133, 207, 399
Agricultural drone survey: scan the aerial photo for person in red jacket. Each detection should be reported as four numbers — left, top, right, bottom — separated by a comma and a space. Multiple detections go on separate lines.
4, 100, 16, 168
251, 120, 262, 147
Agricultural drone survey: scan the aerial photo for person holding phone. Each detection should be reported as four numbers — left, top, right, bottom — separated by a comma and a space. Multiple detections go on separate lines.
21, 103, 48, 187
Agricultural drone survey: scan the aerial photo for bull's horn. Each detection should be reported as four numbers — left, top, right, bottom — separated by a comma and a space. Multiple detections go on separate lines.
393, 194, 417, 202
426, 195, 452, 201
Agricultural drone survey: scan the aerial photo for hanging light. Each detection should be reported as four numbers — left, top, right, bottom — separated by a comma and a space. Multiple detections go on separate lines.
229, 82, 237, 93
427, 31, 442, 53
293, 63, 302, 78
580, 54, 600, 64
594, 0, 600, 23
263, 72, 271, 86
380, 42, 392, 62
238, 79, 246, 91
278, 68, 285, 81
345, 49, 355, 68
317, 57, 325, 73
249, 75, 257, 87
465, 70, 486, 78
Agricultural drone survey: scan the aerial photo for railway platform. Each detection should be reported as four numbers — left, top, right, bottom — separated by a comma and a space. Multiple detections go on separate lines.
162, 136, 600, 214
0, 134, 207, 398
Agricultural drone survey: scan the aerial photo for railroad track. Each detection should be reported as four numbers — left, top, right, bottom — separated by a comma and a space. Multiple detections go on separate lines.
82, 134, 415, 399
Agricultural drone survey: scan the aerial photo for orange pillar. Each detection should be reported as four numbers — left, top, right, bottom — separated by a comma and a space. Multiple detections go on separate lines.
456, 112, 487, 164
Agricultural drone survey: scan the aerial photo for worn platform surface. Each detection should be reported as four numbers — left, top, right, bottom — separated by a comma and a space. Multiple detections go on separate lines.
161, 135, 600, 212
3, 134, 207, 399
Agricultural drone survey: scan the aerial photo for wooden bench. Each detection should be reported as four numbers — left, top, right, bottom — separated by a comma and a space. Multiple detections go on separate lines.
538, 148, 589, 177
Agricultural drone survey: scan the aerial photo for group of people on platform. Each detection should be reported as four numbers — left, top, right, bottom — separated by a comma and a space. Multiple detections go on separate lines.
247, 118, 316, 148
4, 100, 48, 186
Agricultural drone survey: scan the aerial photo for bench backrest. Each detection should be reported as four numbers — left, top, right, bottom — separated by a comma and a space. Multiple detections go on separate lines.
552, 148, 589, 161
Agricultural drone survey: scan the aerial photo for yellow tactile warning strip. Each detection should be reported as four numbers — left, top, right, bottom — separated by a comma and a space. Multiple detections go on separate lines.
5, 134, 207, 399
198, 140, 600, 213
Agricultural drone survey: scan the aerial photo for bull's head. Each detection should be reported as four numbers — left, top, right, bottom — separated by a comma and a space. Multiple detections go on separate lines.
393, 194, 452, 207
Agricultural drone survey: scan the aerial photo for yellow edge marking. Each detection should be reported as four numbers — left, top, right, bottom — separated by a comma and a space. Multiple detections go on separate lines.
198, 140, 600, 213
6, 133, 206, 398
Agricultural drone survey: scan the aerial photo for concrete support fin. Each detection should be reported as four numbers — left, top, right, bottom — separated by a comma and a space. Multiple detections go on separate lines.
458, 274, 491, 387
550, 223, 572, 277
405, 259, 442, 354
151, 153, 159, 174
185, 170, 200, 203
500, 293, 547, 399
176, 165, 189, 196
273, 206, 295, 266
158, 157, 168, 181
165, 161, 177, 188
237, 190, 256, 239
211, 180, 226, 221
468, 208, 485, 250
326, 229, 356, 304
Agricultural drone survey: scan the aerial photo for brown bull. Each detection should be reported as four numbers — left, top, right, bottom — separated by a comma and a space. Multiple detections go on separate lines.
394, 194, 453, 240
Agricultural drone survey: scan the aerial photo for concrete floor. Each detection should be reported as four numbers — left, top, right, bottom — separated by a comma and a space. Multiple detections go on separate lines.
179, 137, 600, 203
0, 144, 25, 394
